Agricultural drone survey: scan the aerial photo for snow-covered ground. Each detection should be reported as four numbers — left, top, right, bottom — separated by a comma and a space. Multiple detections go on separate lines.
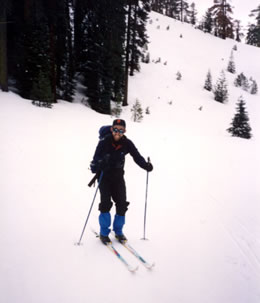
1, 11, 260, 303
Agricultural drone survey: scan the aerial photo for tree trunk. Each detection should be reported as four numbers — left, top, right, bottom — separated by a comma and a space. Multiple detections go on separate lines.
49, 23, 57, 103
47, 0, 57, 103
129, 4, 137, 76
0, 7, 8, 92
123, 1, 132, 107
222, 0, 227, 39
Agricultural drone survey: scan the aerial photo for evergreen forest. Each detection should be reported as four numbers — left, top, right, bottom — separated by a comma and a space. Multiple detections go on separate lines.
1, 0, 260, 115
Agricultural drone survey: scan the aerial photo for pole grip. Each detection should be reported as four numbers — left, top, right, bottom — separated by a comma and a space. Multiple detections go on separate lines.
88, 171, 101, 187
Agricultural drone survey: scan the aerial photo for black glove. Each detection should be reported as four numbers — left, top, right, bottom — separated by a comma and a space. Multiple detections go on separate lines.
90, 154, 110, 174
145, 162, 153, 172
90, 161, 97, 174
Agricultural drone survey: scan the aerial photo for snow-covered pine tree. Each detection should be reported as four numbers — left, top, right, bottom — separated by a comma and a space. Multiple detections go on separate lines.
227, 50, 236, 73
190, 2, 198, 26
111, 101, 122, 118
209, 0, 234, 39
227, 96, 252, 139
246, 5, 260, 47
204, 70, 212, 91
249, 78, 258, 94
213, 70, 228, 103
203, 8, 213, 33
234, 20, 243, 42
234, 72, 247, 87
142, 52, 150, 64
176, 71, 182, 80
131, 99, 143, 122
30, 70, 53, 107
242, 77, 250, 91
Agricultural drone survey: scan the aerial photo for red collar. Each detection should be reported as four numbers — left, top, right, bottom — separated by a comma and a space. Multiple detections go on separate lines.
112, 143, 122, 150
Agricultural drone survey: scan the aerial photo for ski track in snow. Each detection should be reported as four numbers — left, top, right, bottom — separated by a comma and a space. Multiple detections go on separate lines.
207, 193, 260, 278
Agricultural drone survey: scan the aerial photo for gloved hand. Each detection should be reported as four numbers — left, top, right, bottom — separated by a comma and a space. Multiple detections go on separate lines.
145, 162, 153, 172
90, 161, 97, 173
90, 154, 110, 174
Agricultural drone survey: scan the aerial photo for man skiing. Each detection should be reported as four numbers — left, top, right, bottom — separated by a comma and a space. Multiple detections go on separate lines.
90, 119, 153, 245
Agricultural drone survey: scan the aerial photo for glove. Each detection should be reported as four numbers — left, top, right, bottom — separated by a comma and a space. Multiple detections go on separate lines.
90, 154, 110, 174
145, 162, 153, 172
90, 161, 97, 174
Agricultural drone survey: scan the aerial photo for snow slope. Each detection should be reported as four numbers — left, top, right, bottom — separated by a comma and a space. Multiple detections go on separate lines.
1, 11, 260, 303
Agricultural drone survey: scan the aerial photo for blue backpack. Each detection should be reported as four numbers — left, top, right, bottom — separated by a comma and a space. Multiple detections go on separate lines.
99, 125, 112, 140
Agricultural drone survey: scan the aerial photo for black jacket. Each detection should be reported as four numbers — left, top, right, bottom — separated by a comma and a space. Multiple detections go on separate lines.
91, 134, 147, 173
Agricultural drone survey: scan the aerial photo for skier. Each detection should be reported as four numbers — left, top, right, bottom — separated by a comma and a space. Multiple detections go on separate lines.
90, 119, 153, 244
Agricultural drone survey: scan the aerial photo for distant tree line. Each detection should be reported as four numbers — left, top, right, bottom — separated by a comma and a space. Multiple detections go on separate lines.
151, 0, 260, 46
0, 0, 150, 114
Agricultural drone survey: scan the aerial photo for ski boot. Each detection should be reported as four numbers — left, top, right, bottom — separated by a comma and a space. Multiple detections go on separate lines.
99, 234, 112, 245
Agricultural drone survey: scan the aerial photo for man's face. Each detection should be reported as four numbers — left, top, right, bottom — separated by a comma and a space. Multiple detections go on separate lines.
111, 125, 126, 141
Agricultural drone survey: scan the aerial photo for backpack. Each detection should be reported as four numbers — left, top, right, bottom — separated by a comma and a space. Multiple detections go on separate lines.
99, 125, 112, 140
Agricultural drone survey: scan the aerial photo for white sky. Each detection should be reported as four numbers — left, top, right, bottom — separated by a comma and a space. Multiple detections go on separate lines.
192, 0, 260, 27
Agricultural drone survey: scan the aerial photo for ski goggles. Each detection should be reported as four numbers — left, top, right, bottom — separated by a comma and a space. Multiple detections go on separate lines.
112, 127, 125, 134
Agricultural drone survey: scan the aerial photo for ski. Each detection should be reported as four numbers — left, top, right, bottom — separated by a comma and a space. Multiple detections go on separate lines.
91, 229, 138, 273
118, 239, 155, 270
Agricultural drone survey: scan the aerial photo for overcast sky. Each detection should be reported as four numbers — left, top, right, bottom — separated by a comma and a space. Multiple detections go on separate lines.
192, 0, 260, 27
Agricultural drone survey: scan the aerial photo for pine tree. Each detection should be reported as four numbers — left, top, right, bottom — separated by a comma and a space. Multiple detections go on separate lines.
30, 70, 53, 107
0, 0, 11, 92
209, 0, 234, 39
227, 50, 236, 73
170, 0, 181, 19
213, 70, 228, 103
246, 24, 260, 46
234, 72, 247, 87
242, 77, 250, 92
176, 71, 182, 80
179, 0, 190, 23
129, 1, 150, 76
246, 5, 260, 47
77, 0, 126, 114
204, 70, 212, 91
203, 9, 213, 33
227, 96, 252, 139
55, 0, 75, 102
124, 0, 150, 106
249, 78, 258, 95
190, 2, 197, 26
16, 18, 52, 101
131, 99, 143, 122
111, 100, 122, 118
234, 20, 243, 42
9, 0, 75, 103
151, 0, 164, 14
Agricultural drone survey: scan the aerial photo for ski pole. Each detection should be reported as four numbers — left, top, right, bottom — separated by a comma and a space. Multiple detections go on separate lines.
142, 157, 150, 240
76, 171, 104, 245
